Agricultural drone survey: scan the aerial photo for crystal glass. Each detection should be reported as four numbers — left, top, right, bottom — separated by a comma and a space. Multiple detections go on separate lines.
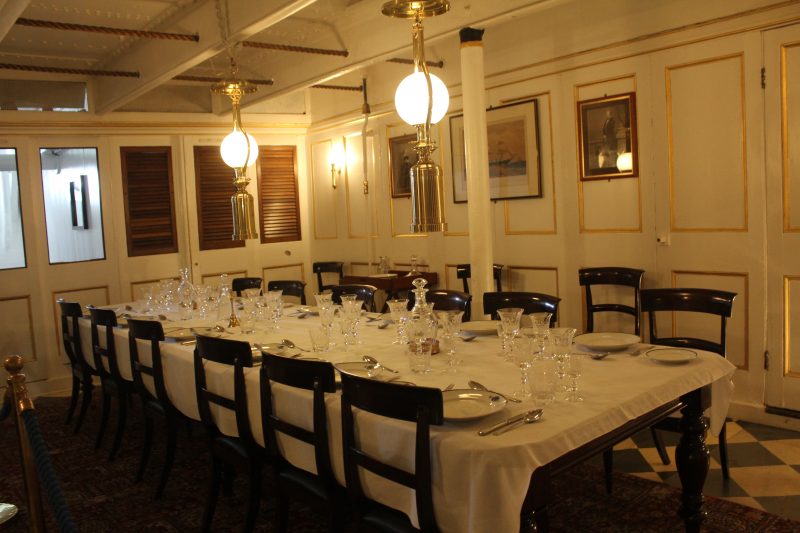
339, 300, 362, 348
194, 285, 212, 318
386, 299, 410, 345
157, 278, 177, 313
529, 312, 552, 355
436, 310, 463, 373
497, 307, 524, 360
407, 313, 434, 373
550, 327, 576, 399
531, 355, 557, 406
511, 334, 536, 401
314, 292, 333, 308
216, 284, 232, 322
565, 353, 584, 402
236, 297, 256, 334
141, 287, 155, 313
309, 327, 330, 352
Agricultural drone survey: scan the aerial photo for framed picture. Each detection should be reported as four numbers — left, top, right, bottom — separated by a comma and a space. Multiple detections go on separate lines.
388, 133, 417, 198
70, 174, 89, 229
450, 99, 542, 203
577, 92, 638, 180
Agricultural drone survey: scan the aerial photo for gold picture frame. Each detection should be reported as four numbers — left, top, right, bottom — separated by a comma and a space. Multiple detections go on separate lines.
577, 92, 638, 181
388, 133, 417, 198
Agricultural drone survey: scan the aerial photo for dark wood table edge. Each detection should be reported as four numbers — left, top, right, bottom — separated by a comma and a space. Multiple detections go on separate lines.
520, 385, 711, 532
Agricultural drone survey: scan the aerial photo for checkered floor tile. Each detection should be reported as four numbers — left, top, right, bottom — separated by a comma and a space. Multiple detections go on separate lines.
598, 420, 800, 521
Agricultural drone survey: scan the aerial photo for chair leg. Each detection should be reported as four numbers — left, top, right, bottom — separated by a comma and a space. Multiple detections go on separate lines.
651, 427, 671, 465
137, 412, 154, 482
276, 491, 289, 533
109, 390, 128, 461
602, 449, 614, 494
243, 461, 261, 533
95, 390, 111, 449
718, 422, 730, 480
222, 463, 235, 497
66, 376, 80, 424
201, 455, 223, 533
73, 380, 93, 433
155, 416, 177, 499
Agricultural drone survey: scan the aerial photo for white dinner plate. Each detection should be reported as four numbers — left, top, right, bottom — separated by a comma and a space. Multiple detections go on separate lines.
574, 332, 641, 352
461, 320, 499, 336
334, 361, 385, 379
259, 343, 300, 358
164, 327, 197, 341
442, 390, 507, 421
645, 347, 698, 365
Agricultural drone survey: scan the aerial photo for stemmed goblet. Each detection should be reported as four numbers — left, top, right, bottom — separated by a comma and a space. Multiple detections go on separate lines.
497, 307, 524, 360
436, 310, 464, 373
565, 353, 584, 402
550, 328, 576, 400
512, 334, 536, 401
386, 299, 410, 345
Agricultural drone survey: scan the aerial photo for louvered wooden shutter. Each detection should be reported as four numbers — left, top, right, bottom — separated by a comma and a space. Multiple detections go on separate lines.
194, 146, 244, 250
257, 145, 301, 244
120, 146, 178, 257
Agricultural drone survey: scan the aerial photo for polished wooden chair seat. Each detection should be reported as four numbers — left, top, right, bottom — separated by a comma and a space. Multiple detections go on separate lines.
341, 374, 443, 532
260, 352, 345, 532
267, 279, 307, 305
456, 264, 503, 293
313, 261, 344, 293
331, 283, 378, 312
231, 277, 263, 296
194, 335, 261, 532
622, 288, 737, 483
58, 300, 97, 433
408, 289, 472, 321
88, 306, 132, 460
127, 318, 184, 499
483, 291, 560, 325
579, 267, 645, 335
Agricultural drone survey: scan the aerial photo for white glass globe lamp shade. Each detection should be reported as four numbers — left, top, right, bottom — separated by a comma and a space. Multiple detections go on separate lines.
616, 151, 633, 172
394, 71, 449, 126
220, 130, 259, 169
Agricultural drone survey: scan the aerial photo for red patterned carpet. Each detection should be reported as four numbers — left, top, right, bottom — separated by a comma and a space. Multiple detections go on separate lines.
1, 396, 798, 532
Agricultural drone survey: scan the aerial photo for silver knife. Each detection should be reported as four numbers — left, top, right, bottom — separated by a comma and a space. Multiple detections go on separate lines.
477, 411, 530, 436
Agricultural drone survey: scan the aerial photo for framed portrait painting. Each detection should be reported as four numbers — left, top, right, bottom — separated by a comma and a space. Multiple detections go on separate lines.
577, 92, 638, 180
388, 133, 417, 198
450, 99, 542, 203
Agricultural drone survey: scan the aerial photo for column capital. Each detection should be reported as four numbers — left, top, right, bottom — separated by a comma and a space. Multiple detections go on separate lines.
459, 27, 484, 44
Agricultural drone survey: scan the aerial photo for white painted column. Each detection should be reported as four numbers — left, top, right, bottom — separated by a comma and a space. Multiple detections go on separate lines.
460, 27, 493, 318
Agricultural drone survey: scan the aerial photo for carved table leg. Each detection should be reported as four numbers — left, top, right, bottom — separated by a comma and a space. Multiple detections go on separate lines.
676, 387, 711, 533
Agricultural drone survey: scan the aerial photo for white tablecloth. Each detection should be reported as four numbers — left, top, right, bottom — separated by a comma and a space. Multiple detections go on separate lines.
78, 310, 735, 533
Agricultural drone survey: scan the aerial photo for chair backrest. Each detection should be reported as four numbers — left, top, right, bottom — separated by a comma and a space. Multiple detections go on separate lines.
483, 291, 560, 325
88, 306, 123, 381
267, 279, 307, 305
57, 300, 86, 370
578, 267, 645, 335
313, 261, 344, 292
194, 335, 254, 442
456, 264, 503, 293
408, 289, 472, 321
641, 288, 737, 356
340, 373, 443, 532
260, 353, 337, 489
127, 319, 169, 405
232, 277, 263, 296
330, 284, 378, 312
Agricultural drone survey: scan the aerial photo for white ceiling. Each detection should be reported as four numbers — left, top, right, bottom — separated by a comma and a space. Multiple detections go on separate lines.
0, 0, 566, 114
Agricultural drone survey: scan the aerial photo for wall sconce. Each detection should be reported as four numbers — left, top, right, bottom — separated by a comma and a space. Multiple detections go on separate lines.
212, 57, 259, 240
382, 0, 450, 233
328, 142, 345, 189
616, 152, 633, 172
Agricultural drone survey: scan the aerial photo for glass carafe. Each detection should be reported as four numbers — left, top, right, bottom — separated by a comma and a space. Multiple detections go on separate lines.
176, 267, 194, 320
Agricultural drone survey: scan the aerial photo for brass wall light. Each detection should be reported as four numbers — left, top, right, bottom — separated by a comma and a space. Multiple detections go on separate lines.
328, 142, 345, 189
212, 58, 259, 240
382, 0, 450, 233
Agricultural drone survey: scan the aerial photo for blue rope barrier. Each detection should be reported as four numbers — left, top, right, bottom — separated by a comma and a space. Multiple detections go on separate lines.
0, 391, 10, 422
20, 409, 79, 533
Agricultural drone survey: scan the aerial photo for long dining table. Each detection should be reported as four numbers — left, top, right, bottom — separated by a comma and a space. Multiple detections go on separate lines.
77, 304, 735, 533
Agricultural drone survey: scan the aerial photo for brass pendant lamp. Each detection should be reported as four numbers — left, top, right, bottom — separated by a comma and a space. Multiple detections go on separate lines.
382, 0, 450, 233
212, 58, 259, 240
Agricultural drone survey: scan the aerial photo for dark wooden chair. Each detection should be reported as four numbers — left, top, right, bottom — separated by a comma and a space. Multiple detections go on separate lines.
331, 284, 378, 312
194, 335, 261, 533
456, 264, 503, 293
340, 373, 443, 532
232, 277, 263, 296
483, 291, 560, 326
640, 288, 737, 480
267, 280, 307, 305
313, 261, 344, 293
127, 318, 181, 499
579, 267, 645, 335
260, 353, 345, 532
88, 306, 132, 460
58, 300, 96, 433
408, 289, 472, 322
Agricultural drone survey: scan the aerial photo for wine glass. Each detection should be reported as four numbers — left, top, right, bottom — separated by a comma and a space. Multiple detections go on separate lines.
512, 334, 536, 401
565, 353, 584, 402
497, 307, 524, 360
550, 327, 576, 400
436, 310, 464, 373
529, 312, 552, 355
386, 299, 410, 344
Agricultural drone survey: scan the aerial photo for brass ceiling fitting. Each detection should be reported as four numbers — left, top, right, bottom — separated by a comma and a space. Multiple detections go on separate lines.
381, 0, 450, 18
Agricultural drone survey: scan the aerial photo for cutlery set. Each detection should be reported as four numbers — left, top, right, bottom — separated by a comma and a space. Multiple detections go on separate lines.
478, 409, 543, 436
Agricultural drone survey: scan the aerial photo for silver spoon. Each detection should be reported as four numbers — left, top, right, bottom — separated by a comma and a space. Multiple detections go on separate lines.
494, 409, 543, 435
281, 338, 309, 352
459, 333, 477, 342
362, 355, 399, 373
377, 320, 391, 329
468, 380, 522, 403
587, 352, 610, 360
